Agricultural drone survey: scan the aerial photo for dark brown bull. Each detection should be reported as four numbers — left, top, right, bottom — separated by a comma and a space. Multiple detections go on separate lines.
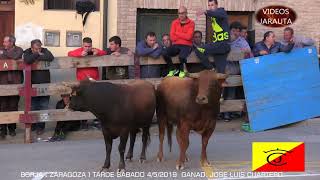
156, 70, 227, 170
67, 79, 156, 171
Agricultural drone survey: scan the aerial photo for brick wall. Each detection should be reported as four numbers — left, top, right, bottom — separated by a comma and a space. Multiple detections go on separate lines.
117, 0, 207, 51
255, 0, 320, 51
117, 0, 320, 52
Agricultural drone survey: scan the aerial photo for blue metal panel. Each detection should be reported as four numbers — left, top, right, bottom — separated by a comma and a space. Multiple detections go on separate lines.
240, 47, 320, 132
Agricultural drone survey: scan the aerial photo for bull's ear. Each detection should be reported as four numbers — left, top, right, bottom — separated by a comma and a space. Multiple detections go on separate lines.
62, 82, 80, 95
186, 73, 200, 79
216, 73, 228, 80
216, 73, 228, 87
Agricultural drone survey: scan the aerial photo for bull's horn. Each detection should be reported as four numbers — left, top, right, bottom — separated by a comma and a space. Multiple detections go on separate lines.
216, 73, 228, 80
186, 73, 200, 79
88, 77, 97, 82
62, 82, 74, 88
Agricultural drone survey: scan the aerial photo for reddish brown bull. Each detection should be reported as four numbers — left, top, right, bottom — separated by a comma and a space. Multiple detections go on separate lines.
156, 70, 227, 170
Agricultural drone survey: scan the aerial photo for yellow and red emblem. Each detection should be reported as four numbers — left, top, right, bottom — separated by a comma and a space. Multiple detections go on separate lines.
252, 142, 304, 172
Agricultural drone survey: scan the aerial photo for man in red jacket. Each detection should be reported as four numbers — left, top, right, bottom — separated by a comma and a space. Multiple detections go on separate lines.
163, 6, 195, 78
68, 37, 107, 81
68, 37, 106, 130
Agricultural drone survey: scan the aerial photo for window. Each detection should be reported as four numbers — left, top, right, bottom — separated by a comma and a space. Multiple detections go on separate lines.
44, 0, 100, 11
44, 30, 60, 47
66, 31, 82, 47
137, 9, 177, 43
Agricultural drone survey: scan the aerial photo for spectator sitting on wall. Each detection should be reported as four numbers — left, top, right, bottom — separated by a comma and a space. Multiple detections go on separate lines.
68, 37, 106, 130
193, 30, 205, 49
103, 36, 134, 80
23, 39, 54, 136
163, 6, 195, 78
281, 27, 315, 49
136, 32, 163, 78
0, 35, 24, 139
49, 94, 80, 142
253, 31, 295, 57
195, 0, 231, 73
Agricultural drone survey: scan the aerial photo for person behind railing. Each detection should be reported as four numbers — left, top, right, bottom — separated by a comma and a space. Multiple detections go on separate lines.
195, 0, 231, 73
68, 37, 106, 130
223, 21, 252, 122
160, 34, 172, 77
253, 31, 295, 57
281, 27, 315, 49
161, 34, 172, 49
49, 94, 80, 142
136, 32, 162, 78
162, 6, 195, 78
103, 36, 134, 80
23, 39, 54, 135
0, 35, 24, 139
192, 30, 205, 49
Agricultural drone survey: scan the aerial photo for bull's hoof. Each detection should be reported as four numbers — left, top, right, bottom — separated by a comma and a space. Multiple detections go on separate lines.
201, 160, 211, 167
185, 157, 189, 162
125, 154, 133, 161
157, 156, 163, 162
125, 157, 132, 162
99, 167, 109, 173
117, 168, 125, 173
139, 159, 145, 164
176, 163, 185, 170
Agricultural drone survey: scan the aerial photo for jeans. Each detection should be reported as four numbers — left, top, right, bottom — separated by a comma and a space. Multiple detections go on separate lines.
194, 42, 230, 73
162, 45, 192, 71
31, 96, 50, 131
0, 96, 20, 134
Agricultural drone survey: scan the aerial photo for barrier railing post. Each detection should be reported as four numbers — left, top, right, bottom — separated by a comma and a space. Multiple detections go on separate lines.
19, 64, 36, 143
134, 54, 141, 79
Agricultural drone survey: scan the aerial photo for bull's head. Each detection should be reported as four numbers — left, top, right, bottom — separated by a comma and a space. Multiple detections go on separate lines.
62, 78, 94, 112
187, 70, 228, 105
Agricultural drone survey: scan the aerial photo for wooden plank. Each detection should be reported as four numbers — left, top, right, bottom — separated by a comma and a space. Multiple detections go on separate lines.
240, 47, 320, 132
139, 51, 245, 65
0, 55, 134, 71
0, 76, 243, 96
0, 51, 245, 71
0, 100, 245, 124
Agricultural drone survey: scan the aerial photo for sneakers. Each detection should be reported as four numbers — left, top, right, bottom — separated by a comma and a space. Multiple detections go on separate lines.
241, 123, 254, 133
49, 131, 66, 142
166, 69, 179, 77
8, 130, 16, 137
178, 71, 186, 78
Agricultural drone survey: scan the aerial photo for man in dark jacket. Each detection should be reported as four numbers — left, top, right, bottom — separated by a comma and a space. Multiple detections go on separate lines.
0, 35, 23, 139
195, 0, 230, 73
23, 39, 54, 135
103, 36, 134, 80
49, 94, 80, 142
253, 31, 294, 57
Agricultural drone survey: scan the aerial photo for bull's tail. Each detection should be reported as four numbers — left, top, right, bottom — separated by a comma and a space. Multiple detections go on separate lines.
167, 121, 173, 152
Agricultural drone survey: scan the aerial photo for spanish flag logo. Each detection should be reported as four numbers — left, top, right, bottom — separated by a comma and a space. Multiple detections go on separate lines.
252, 142, 305, 172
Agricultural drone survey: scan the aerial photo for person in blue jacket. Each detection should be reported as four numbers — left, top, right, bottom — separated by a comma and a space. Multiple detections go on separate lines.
195, 0, 230, 73
136, 32, 162, 58
136, 32, 163, 78
253, 31, 295, 57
